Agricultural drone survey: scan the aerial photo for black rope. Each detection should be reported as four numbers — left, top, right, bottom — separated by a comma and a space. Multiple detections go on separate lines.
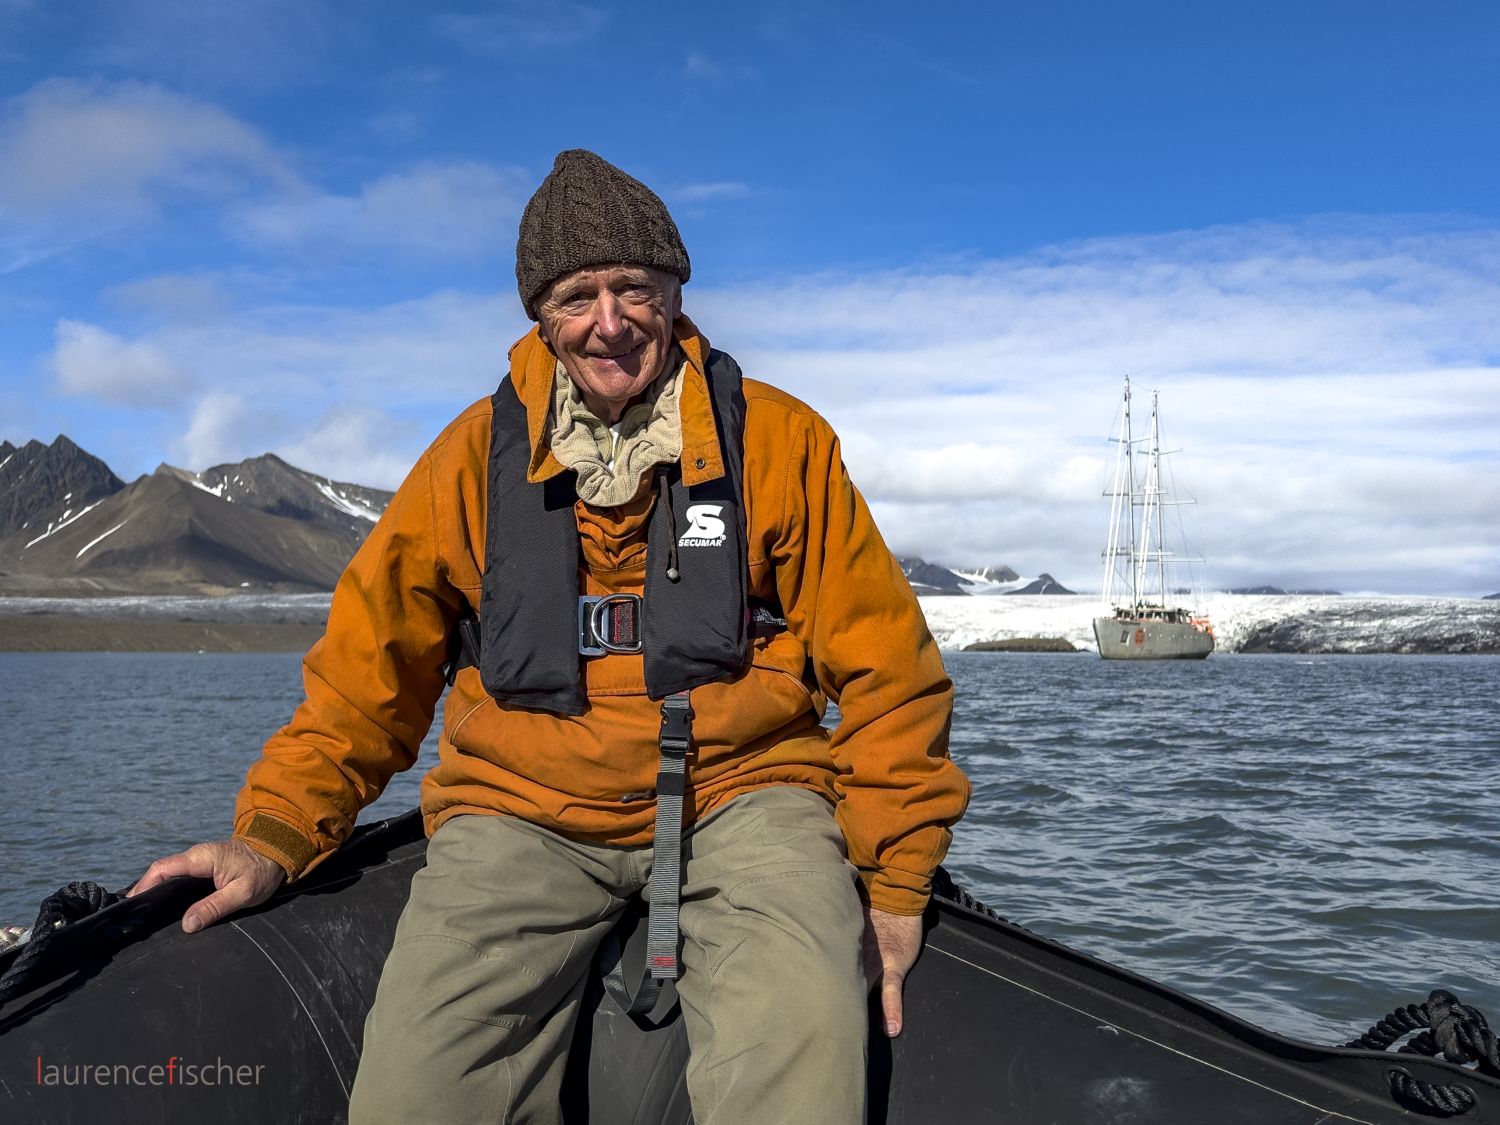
930, 867, 1010, 924
1345, 988, 1500, 1116
1387, 1067, 1477, 1117
0, 881, 126, 1013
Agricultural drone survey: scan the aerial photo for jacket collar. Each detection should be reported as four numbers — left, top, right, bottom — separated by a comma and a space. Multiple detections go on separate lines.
506, 313, 725, 488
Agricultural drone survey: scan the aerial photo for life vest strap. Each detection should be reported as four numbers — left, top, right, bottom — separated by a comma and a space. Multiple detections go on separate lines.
646, 690, 694, 983
443, 599, 787, 687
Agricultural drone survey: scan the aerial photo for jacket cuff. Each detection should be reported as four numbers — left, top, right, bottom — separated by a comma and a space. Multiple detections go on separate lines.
861, 867, 931, 916
236, 812, 320, 881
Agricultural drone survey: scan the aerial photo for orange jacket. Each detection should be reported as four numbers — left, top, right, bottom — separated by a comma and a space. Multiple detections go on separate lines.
233, 317, 968, 914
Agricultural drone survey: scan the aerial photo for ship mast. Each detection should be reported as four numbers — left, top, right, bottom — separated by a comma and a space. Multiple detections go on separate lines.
1101, 376, 1139, 609
1135, 391, 1168, 608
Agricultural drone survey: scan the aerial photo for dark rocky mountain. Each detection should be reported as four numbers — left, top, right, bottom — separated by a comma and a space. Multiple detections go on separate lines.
0, 435, 125, 544
0, 440, 392, 595
956, 564, 1020, 584
1485, 593, 1500, 600
898, 558, 1075, 596
897, 558, 969, 596
160, 453, 393, 540
2, 438, 1090, 599
1004, 573, 1074, 595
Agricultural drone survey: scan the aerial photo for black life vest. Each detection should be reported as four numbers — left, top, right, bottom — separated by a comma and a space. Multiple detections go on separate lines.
476, 349, 752, 716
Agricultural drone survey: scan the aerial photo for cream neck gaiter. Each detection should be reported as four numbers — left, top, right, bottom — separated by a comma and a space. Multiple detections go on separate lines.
547, 349, 685, 507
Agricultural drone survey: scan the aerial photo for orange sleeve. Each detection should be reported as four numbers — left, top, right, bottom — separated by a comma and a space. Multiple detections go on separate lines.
770, 411, 970, 915
232, 451, 465, 879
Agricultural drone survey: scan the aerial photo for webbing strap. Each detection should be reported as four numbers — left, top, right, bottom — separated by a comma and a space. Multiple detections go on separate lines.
646, 691, 694, 982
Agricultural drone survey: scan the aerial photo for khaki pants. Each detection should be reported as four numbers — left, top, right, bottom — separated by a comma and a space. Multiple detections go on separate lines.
347, 787, 868, 1124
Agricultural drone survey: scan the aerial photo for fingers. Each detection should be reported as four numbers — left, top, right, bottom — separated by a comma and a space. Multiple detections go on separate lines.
127, 849, 204, 897
126, 840, 285, 934
881, 972, 906, 1038
864, 906, 924, 1038
182, 882, 250, 934
864, 921, 908, 1037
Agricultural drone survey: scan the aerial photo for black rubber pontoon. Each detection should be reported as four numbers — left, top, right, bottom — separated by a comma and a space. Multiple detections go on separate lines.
2, 810, 1496, 1123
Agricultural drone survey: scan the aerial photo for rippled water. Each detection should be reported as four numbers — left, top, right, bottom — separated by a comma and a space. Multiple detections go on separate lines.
941, 652, 1500, 1043
2, 651, 1496, 1045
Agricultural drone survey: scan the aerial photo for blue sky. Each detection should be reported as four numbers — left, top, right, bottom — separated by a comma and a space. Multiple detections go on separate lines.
1, 0, 1497, 594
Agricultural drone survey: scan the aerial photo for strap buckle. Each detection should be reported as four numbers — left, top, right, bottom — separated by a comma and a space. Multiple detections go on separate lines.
658, 690, 695, 757
578, 594, 643, 657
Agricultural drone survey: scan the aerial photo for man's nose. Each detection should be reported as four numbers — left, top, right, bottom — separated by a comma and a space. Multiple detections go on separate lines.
594, 290, 627, 338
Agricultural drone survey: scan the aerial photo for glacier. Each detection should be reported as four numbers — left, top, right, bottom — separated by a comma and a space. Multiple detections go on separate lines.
919, 594, 1500, 655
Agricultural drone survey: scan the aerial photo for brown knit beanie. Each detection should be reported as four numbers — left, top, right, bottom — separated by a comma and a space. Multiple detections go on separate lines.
516, 149, 691, 319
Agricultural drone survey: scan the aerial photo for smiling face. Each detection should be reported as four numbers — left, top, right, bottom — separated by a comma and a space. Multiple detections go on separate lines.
535, 264, 682, 423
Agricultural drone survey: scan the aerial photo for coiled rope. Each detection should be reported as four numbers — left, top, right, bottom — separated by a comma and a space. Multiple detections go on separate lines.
0, 881, 125, 1014
1345, 989, 1500, 1116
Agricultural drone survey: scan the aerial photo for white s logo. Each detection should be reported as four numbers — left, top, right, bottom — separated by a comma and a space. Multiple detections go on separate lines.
680, 504, 726, 545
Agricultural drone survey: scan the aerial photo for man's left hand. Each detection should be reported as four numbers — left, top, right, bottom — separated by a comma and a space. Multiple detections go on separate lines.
863, 906, 924, 1038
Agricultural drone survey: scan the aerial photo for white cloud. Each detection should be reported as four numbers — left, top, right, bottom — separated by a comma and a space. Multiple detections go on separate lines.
687, 220, 1500, 595
106, 274, 233, 322
48, 217, 1500, 594
177, 391, 251, 468
234, 161, 527, 259
683, 51, 759, 84
0, 223, 75, 273
0, 78, 296, 218
80, 0, 333, 90
52, 320, 192, 406
51, 290, 526, 484
275, 406, 428, 489
433, 4, 607, 53
673, 181, 753, 204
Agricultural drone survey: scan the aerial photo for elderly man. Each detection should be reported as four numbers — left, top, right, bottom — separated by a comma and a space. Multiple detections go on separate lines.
130, 150, 969, 1123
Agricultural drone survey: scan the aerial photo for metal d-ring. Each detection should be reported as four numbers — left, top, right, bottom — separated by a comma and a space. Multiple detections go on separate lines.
578, 593, 643, 657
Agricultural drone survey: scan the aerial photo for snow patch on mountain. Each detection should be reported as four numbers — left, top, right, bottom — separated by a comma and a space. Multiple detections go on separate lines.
951, 567, 1033, 595
23, 500, 105, 549
313, 480, 382, 522
76, 521, 126, 559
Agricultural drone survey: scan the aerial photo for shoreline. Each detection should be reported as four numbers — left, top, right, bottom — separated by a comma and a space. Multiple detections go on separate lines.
0, 615, 325, 653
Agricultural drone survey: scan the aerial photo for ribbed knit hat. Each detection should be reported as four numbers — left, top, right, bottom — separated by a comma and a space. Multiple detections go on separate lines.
516, 149, 691, 319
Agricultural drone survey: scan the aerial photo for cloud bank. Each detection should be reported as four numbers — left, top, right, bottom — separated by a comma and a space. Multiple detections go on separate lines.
42, 218, 1499, 595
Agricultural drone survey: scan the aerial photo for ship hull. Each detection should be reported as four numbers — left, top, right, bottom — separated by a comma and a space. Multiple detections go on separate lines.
1094, 616, 1214, 660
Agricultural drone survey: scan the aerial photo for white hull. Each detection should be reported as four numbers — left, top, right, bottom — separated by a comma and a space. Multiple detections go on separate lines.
1094, 615, 1214, 660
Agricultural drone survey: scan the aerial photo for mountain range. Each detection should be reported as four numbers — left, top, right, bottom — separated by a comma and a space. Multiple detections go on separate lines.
0, 437, 390, 595
897, 559, 1075, 596
0, 436, 1076, 599
9, 437, 1439, 600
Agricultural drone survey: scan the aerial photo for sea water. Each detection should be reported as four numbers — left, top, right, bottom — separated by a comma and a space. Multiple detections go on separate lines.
1, 650, 1496, 1045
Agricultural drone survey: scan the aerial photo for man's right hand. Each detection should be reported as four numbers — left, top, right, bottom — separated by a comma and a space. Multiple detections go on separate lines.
127, 839, 286, 934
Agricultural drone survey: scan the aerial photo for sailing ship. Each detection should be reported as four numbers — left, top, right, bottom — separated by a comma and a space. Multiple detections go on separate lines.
1094, 376, 1214, 660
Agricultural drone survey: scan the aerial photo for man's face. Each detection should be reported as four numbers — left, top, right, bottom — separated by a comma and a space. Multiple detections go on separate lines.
536, 264, 681, 423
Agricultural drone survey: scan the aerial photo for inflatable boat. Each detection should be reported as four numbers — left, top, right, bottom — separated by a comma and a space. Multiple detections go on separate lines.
2, 810, 1496, 1123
